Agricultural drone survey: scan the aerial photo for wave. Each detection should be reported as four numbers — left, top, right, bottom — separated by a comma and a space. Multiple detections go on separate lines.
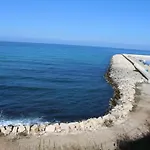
0, 119, 44, 126
0, 110, 44, 125
0, 117, 48, 126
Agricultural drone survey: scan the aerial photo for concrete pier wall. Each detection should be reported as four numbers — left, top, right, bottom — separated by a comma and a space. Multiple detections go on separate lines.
123, 54, 150, 82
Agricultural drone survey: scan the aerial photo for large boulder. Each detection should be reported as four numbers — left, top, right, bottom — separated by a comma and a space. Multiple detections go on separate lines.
60, 123, 69, 133
97, 117, 104, 126
0, 126, 5, 136
84, 122, 93, 130
18, 125, 27, 136
0, 126, 12, 135
38, 124, 46, 132
7, 126, 13, 133
79, 121, 87, 131
54, 123, 61, 132
25, 125, 31, 134
68, 122, 77, 131
30, 124, 39, 134
18, 125, 25, 133
11, 126, 18, 135
45, 125, 55, 133
74, 122, 81, 131
88, 118, 99, 129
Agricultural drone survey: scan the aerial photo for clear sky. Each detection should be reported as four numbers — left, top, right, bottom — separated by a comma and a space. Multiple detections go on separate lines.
0, 0, 150, 49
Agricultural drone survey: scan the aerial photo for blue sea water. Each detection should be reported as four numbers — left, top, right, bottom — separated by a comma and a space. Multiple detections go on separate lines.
0, 41, 150, 125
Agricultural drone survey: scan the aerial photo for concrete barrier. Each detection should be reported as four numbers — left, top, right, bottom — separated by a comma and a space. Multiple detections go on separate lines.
122, 54, 150, 82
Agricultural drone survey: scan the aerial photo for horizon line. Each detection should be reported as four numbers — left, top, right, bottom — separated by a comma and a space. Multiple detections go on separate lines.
0, 39, 149, 51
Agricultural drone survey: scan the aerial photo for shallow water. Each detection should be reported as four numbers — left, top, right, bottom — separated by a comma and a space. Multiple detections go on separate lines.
0, 41, 150, 125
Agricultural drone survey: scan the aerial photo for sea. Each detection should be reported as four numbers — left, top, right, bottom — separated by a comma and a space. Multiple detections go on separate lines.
0, 41, 150, 125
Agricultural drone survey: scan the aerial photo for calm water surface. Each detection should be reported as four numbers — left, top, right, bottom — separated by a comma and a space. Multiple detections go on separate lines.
0, 41, 150, 125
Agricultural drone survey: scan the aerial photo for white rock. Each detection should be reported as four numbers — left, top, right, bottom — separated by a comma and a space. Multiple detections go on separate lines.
45, 125, 55, 133
26, 125, 31, 134
54, 123, 61, 132
1, 126, 12, 135
68, 122, 76, 130
60, 123, 69, 132
11, 126, 18, 135
18, 125, 25, 133
74, 122, 81, 130
38, 124, 46, 132
79, 121, 87, 130
97, 117, 104, 125
84, 122, 93, 130
31, 124, 39, 134
0, 126, 6, 135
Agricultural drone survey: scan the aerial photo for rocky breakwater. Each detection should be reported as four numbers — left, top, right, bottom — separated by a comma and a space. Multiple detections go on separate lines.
0, 54, 147, 137
104, 54, 147, 124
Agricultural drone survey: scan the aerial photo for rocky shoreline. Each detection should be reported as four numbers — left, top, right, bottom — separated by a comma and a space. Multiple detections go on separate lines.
0, 54, 147, 137
105, 58, 121, 111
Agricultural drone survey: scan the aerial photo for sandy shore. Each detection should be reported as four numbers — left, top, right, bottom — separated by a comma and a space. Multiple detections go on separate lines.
1, 54, 150, 150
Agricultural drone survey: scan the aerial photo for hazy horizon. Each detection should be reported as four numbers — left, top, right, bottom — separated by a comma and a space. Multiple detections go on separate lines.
0, 38, 150, 51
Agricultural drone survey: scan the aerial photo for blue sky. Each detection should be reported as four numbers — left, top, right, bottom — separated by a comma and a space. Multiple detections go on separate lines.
0, 0, 150, 49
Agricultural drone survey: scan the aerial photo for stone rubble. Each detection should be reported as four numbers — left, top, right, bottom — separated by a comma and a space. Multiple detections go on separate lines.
0, 54, 147, 136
